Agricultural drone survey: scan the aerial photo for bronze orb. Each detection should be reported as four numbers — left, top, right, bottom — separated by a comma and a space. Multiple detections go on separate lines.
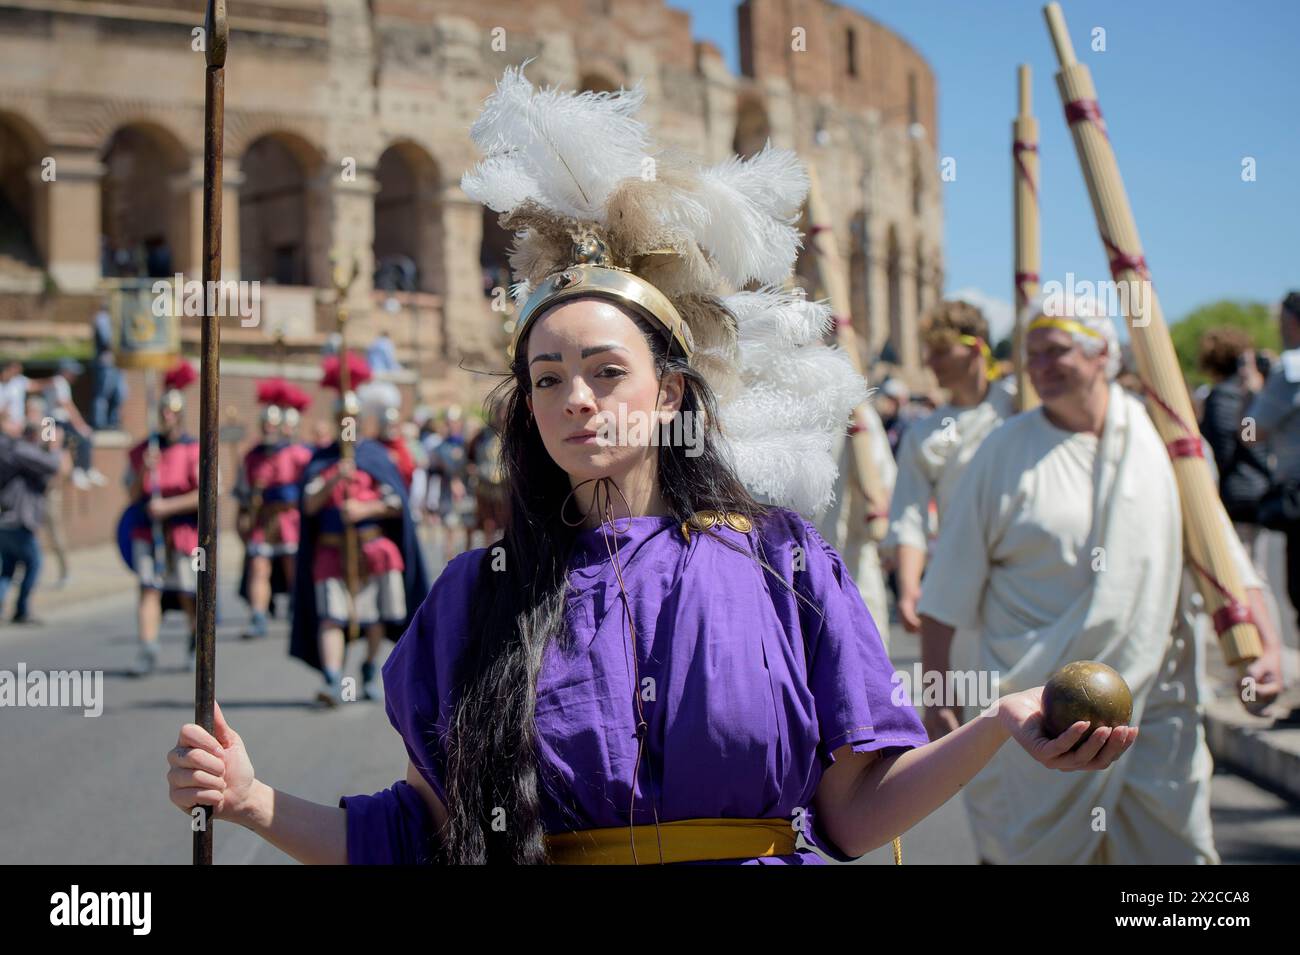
1041, 661, 1133, 751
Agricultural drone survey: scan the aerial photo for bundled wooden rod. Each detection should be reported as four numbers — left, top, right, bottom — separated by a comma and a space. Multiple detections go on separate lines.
1042, 2, 1261, 667
804, 165, 891, 541
1013, 64, 1041, 411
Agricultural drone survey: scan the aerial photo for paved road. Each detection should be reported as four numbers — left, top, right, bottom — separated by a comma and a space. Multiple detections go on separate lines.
1, 530, 1296, 865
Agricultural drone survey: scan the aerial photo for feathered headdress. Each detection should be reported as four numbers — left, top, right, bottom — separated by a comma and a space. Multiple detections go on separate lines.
256, 378, 290, 407
161, 358, 197, 413
460, 61, 868, 516
163, 359, 197, 393
320, 353, 372, 393
279, 384, 311, 413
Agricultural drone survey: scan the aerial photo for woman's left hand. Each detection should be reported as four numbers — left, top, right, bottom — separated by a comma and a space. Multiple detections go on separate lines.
996, 686, 1138, 772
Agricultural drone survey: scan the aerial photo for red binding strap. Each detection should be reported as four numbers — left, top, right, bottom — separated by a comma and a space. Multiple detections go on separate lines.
1166, 436, 1204, 459
1103, 236, 1151, 281
1064, 98, 1109, 140
1186, 553, 1255, 636
1212, 602, 1254, 636
1139, 381, 1197, 440
1012, 140, 1039, 200
1015, 270, 1039, 306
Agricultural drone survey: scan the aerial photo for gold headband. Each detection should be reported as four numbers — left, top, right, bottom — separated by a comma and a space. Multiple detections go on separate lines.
506, 234, 694, 362
957, 334, 1003, 381
1026, 316, 1103, 340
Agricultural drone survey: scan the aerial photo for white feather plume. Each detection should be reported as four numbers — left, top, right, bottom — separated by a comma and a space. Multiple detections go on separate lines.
462, 65, 870, 517
722, 287, 832, 347
460, 60, 651, 221
694, 145, 810, 287
714, 285, 870, 518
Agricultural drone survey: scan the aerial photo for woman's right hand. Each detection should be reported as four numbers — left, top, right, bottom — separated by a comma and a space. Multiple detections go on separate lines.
167, 700, 257, 824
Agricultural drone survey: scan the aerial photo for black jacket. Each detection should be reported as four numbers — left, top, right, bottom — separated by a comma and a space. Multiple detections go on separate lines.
0, 432, 60, 532
1200, 379, 1272, 522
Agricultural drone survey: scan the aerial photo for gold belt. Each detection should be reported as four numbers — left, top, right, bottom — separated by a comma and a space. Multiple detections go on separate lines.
545, 818, 797, 865
318, 526, 382, 547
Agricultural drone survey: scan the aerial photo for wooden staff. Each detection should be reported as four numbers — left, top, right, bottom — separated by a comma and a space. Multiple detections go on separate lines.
194, 0, 227, 866
804, 165, 891, 542
1013, 64, 1041, 411
332, 257, 362, 642
1042, 3, 1261, 668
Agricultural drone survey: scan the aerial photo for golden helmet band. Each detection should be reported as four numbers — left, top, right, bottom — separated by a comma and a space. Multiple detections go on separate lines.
507, 233, 694, 362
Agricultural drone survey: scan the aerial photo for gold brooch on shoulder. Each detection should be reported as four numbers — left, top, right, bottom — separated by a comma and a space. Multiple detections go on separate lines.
679, 509, 753, 542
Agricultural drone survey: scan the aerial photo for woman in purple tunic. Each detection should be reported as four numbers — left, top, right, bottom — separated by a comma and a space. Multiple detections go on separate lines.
164, 67, 1138, 865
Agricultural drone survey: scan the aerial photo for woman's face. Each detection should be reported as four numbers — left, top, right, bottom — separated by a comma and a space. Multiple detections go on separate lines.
524, 298, 683, 484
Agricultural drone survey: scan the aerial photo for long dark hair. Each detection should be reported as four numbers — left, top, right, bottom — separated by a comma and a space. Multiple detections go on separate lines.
440, 301, 798, 863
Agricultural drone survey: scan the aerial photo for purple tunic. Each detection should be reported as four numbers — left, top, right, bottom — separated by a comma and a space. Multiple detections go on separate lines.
338, 507, 928, 864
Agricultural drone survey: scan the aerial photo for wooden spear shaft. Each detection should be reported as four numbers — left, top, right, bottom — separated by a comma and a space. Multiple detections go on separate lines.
194, 0, 227, 865
805, 165, 890, 541
1042, 2, 1261, 668
1013, 64, 1041, 411
332, 258, 361, 642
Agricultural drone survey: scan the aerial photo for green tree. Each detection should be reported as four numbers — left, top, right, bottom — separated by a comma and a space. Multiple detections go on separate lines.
1169, 299, 1280, 387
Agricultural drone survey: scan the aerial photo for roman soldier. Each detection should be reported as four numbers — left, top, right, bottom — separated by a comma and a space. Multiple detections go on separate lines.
359, 381, 416, 489
288, 354, 427, 706
119, 359, 201, 676
235, 379, 313, 639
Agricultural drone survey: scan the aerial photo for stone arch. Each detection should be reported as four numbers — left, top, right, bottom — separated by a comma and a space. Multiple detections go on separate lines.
885, 223, 903, 362
0, 110, 48, 274
849, 210, 870, 346
578, 69, 622, 94
238, 131, 326, 286
914, 235, 927, 323
373, 139, 442, 295
733, 95, 770, 159
479, 205, 513, 304
99, 121, 191, 278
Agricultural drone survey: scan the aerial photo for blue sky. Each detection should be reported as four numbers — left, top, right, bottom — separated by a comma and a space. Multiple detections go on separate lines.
669, 0, 1298, 340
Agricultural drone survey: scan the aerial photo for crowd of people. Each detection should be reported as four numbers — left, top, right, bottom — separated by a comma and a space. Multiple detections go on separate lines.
3, 280, 1297, 865
849, 289, 1298, 864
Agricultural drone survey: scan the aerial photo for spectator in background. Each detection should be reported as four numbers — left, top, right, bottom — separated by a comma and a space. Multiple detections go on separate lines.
1250, 291, 1300, 636
42, 359, 105, 490
366, 331, 401, 374
144, 237, 172, 279
1, 361, 29, 422
875, 377, 910, 457
90, 303, 126, 430
1198, 326, 1271, 527
466, 405, 507, 547
0, 407, 62, 624
428, 406, 470, 559
29, 394, 70, 588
